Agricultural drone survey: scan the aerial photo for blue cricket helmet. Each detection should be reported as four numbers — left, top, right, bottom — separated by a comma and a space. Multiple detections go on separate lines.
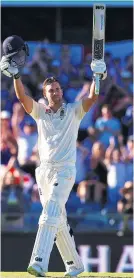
3, 35, 25, 55
2, 35, 29, 68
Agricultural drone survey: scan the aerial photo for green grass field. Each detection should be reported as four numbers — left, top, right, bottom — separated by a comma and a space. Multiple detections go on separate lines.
1, 273, 133, 278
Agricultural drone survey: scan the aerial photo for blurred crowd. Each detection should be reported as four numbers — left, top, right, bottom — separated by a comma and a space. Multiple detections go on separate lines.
1, 39, 133, 234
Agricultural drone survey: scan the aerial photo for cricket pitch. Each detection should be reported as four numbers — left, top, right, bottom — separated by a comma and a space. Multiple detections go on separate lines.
1, 272, 133, 278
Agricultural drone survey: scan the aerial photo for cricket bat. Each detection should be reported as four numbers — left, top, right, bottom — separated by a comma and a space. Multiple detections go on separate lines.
92, 4, 106, 95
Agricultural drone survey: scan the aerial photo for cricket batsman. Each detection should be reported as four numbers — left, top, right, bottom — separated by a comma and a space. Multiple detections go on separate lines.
0, 35, 107, 277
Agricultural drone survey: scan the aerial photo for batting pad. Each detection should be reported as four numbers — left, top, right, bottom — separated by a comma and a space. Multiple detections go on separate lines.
29, 200, 61, 272
56, 222, 83, 271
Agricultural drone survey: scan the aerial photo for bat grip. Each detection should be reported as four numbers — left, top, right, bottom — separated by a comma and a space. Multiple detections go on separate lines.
94, 74, 100, 95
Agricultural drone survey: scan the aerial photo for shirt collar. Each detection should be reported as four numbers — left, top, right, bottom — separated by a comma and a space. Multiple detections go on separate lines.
46, 103, 66, 114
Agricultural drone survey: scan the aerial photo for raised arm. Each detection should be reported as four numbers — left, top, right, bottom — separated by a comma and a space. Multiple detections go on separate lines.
14, 78, 33, 114
82, 80, 98, 112
75, 82, 91, 101
0, 55, 39, 119
0, 37, 34, 114
82, 61, 107, 112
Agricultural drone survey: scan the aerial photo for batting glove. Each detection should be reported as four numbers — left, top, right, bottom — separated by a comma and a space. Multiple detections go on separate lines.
91, 60, 107, 80
91, 60, 106, 73
0, 56, 20, 79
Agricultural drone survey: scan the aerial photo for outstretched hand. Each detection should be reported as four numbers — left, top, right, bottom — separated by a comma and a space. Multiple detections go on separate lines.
0, 56, 19, 78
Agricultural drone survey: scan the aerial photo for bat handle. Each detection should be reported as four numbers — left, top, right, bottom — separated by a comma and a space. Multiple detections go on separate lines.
94, 74, 100, 95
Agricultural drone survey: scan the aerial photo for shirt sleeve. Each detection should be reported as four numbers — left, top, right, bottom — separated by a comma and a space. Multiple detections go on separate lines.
95, 119, 102, 129
30, 100, 40, 120
71, 100, 86, 120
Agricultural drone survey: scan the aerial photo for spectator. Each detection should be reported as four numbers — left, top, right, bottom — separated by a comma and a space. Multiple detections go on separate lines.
75, 141, 90, 188
1, 110, 13, 139
1, 169, 30, 231
124, 53, 133, 73
118, 135, 133, 163
12, 115, 38, 167
109, 57, 122, 85
120, 70, 133, 95
1, 135, 18, 166
29, 144, 40, 168
61, 44, 71, 69
27, 46, 51, 97
26, 184, 42, 230
89, 142, 107, 209
11, 102, 26, 134
1, 138, 12, 166
93, 104, 121, 148
99, 84, 131, 119
105, 51, 113, 71
122, 104, 133, 137
1, 79, 13, 113
50, 60, 61, 78
77, 180, 91, 204
106, 143, 132, 205
126, 136, 134, 161
117, 181, 133, 236
83, 53, 92, 79
76, 142, 107, 211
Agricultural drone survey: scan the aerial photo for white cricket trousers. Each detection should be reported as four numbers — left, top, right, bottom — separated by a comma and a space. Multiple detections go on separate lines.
35, 163, 76, 207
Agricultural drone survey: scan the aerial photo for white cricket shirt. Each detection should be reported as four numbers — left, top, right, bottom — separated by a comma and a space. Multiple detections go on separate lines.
30, 100, 85, 166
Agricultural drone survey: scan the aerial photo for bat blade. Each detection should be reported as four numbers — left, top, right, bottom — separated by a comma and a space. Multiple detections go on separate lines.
92, 4, 106, 61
